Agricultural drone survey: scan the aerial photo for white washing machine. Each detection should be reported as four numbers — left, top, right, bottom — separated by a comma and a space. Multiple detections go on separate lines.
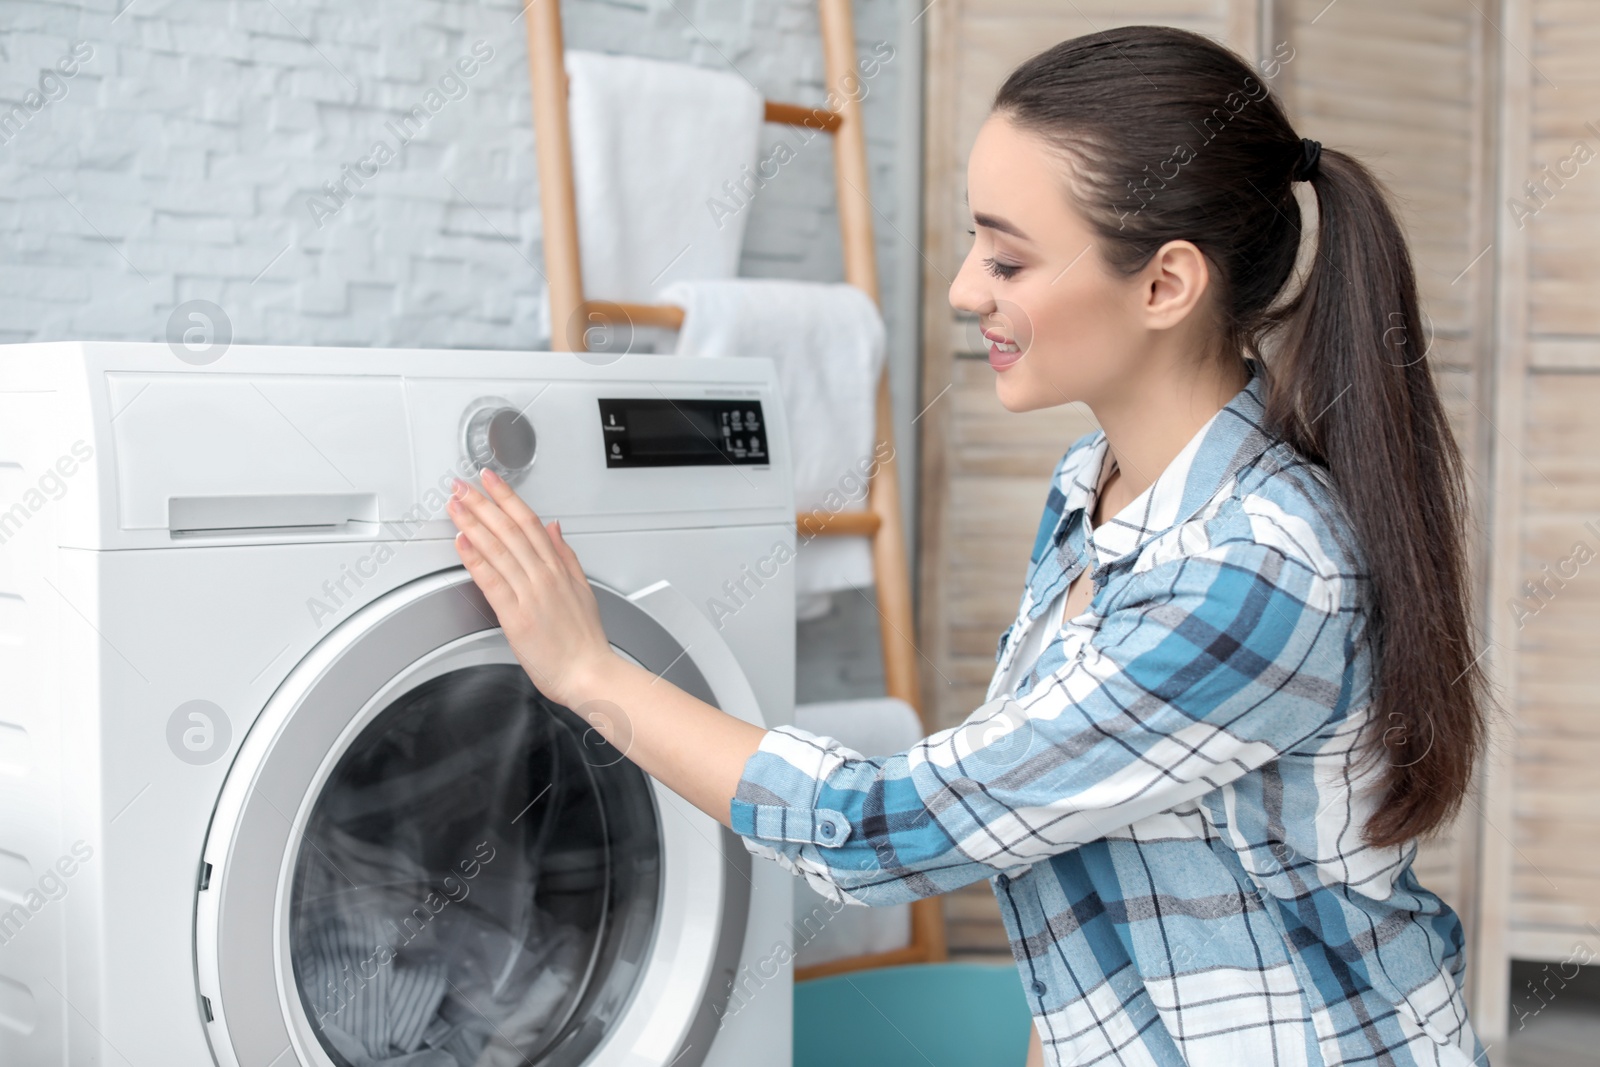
0, 341, 795, 1067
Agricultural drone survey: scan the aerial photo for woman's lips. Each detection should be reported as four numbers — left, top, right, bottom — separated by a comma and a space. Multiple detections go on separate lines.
988, 341, 1023, 369
983, 328, 1023, 370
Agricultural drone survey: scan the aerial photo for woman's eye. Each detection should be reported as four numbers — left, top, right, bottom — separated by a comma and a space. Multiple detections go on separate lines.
984, 257, 1020, 281
967, 228, 1019, 279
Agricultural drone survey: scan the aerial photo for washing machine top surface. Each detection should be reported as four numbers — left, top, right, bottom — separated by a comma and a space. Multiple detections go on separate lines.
2, 341, 793, 550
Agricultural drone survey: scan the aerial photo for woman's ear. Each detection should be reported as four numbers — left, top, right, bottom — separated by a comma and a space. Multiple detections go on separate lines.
1139, 238, 1210, 331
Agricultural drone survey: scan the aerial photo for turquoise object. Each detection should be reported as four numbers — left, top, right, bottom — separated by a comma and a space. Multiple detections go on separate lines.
793, 962, 1034, 1067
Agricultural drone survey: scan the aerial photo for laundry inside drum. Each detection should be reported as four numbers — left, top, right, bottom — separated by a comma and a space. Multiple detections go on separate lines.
288, 663, 661, 1067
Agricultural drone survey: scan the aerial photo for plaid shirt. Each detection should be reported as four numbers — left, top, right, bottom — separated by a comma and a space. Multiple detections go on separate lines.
731, 359, 1485, 1065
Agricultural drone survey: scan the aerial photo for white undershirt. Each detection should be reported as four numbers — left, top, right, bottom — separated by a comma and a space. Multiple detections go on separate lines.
995, 449, 1116, 698
996, 583, 1068, 698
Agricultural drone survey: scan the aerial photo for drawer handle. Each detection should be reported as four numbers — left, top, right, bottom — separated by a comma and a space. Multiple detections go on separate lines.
168, 492, 378, 535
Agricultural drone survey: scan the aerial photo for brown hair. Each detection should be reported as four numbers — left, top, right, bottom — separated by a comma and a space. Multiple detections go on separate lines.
991, 25, 1488, 848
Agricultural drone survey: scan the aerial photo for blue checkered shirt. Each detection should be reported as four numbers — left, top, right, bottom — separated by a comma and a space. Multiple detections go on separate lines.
731, 360, 1485, 1065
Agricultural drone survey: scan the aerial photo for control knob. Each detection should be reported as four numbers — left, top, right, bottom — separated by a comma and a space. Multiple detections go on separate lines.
461, 397, 537, 485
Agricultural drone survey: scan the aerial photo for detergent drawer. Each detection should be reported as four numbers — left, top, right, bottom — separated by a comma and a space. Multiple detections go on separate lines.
105, 372, 414, 535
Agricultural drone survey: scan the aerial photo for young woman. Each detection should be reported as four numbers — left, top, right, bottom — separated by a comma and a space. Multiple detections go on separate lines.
445, 25, 1490, 1066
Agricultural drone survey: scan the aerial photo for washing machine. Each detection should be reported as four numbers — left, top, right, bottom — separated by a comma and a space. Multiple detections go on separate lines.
0, 341, 796, 1067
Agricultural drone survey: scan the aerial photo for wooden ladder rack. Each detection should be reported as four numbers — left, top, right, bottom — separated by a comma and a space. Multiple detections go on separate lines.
523, 0, 945, 979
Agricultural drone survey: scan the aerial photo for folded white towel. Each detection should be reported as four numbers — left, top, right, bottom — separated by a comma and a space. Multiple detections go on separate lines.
658, 278, 887, 616
562, 50, 765, 310
790, 697, 922, 966
793, 696, 922, 762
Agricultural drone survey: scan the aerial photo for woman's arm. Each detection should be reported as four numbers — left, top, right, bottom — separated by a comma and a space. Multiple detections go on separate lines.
445, 470, 765, 826
448, 469, 1350, 908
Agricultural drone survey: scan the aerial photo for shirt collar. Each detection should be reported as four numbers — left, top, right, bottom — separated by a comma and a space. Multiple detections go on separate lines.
1051, 358, 1276, 570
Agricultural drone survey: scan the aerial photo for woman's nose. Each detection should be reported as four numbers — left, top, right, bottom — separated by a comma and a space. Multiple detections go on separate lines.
948, 250, 989, 317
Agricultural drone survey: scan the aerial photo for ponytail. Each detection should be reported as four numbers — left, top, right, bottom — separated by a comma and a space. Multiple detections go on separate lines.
992, 25, 1489, 847
1264, 149, 1487, 846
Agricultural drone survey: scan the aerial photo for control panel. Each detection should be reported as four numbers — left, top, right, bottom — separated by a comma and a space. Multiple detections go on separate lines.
55, 342, 791, 548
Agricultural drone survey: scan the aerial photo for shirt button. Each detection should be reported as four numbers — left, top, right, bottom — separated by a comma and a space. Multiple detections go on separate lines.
1031, 979, 1048, 996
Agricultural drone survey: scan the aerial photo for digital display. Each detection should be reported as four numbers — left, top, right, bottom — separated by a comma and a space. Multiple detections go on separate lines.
598, 398, 769, 468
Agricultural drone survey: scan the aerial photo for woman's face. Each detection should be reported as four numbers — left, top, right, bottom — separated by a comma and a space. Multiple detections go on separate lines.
948, 113, 1151, 414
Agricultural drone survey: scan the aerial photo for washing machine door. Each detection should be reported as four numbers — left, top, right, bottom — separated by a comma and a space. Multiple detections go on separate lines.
196, 568, 761, 1067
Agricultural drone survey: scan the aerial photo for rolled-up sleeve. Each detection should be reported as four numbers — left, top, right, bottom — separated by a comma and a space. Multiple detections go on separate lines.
728, 537, 1349, 906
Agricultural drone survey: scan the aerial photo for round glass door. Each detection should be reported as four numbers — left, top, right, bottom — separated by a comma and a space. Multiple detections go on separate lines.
196, 569, 754, 1067
287, 664, 660, 1067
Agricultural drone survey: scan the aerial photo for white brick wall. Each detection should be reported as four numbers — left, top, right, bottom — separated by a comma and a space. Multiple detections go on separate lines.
0, 0, 923, 699
0, 0, 915, 352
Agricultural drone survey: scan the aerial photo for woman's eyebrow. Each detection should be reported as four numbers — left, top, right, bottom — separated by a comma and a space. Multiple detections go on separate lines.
963, 188, 1032, 241
972, 211, 1032, 242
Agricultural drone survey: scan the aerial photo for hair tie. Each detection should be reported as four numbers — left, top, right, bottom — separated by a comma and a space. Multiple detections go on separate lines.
1297, 137, 1322, 182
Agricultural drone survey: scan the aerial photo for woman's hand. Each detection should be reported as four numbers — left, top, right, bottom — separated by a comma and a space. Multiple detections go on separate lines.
445, 469, 616, 709
446, 467, 766, 827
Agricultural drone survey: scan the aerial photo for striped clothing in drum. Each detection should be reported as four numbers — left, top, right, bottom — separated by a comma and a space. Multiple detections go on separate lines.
729, 358, 1485, 1065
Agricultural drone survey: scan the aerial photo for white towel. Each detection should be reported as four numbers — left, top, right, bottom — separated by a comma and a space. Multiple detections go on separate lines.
562, 50, 765, 309
793, 697, 922, 764
789, 697, 921, 966
658, 278, 887, 617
